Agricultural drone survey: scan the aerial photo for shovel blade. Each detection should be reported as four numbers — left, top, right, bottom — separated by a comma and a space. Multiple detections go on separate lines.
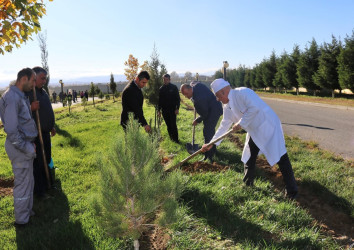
186, 143, 199, 154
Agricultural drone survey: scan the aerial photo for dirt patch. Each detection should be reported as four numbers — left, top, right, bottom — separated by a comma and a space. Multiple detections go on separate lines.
258, 160, 354, 247
0, 178, 13, 197
139, 225, 170, 250
181, 161, 230, 174
228, 135, 354, 247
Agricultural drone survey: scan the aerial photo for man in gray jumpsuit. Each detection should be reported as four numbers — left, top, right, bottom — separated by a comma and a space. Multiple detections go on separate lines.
0, 68, 38, 226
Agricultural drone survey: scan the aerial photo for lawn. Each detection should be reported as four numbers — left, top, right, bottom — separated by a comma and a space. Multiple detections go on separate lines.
0, 97, 352, 249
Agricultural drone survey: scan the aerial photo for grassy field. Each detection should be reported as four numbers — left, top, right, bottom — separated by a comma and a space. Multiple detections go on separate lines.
0, 97, 353, 249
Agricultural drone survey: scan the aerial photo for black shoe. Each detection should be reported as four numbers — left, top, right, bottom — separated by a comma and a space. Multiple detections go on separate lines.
286, 191, 298, 200
14, 222, 29, 228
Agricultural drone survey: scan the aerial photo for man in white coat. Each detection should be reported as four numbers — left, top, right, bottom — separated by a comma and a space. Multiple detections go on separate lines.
201, 79, 298, 199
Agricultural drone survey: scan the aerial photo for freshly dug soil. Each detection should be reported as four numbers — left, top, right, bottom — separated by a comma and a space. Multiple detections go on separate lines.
0, 178, 13, 197
180, 161, 230, 173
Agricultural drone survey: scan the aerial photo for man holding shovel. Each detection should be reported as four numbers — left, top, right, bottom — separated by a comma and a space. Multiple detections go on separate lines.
181, 82, 222, 161
201, 79, 298, 199
26, 67, 56, 197
0, 68, 38, 226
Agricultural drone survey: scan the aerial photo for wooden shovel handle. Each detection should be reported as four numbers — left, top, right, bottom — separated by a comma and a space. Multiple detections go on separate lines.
165, 128, 234, 172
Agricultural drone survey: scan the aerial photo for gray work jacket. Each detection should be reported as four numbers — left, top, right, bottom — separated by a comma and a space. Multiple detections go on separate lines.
0, 85, 38, 164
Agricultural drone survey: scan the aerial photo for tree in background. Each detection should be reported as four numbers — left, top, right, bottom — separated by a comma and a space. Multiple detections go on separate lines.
89, 82, 99, 107
297, 38, 321, 95
213, 70, 223, 79
254, 63, 266, 90
313, 35, 342, 97
184, 71, 192, 82
244, 68, 252, 88
144, 45, 167, 128
262, 51, 277, 91
170, 71, 180, 82
285, 44, 301, 95
124, 54, 139, 82
273, 51, 288, 92
0, 0, 53, 54
109, 73, 117, 102
92, 116, 183, 250
338, 31, 354, 93
140, 60, 149, 72
38, 31, 50, 93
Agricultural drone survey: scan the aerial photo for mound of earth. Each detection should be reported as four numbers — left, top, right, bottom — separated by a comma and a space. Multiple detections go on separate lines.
0, 178, 14, 197
180, 161, 230, 173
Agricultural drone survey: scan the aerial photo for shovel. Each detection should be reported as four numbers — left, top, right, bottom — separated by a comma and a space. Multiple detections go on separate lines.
165, 128, 234, 172
186, 109, 199, 154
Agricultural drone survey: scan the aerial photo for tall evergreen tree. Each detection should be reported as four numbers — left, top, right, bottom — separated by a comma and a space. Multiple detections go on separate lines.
297, 38, 321, 95
338, 31, 354, 93
109, 73, 117, 102
313, 35, 342, 97
144, 45, 167, 128
262, 51, 277, 91
273, 51, 288, 92
285, 44, 301, 95
254, 63, 266, 90
244, 68, 252, 88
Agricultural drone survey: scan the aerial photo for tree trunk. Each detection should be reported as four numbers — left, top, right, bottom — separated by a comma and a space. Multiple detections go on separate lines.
296, 87, 299, 95
332, 90, 335, 98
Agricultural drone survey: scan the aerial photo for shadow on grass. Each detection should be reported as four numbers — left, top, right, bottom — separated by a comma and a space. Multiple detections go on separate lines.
15, 180, 94, 250
181, 188, 320, 248
54, 124, 83, 148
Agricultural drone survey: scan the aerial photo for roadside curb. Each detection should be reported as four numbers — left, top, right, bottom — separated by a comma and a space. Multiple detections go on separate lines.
261, 96, 354, 111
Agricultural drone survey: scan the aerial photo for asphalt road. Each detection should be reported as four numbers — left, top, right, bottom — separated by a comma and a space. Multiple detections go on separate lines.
262, 97, 354, 160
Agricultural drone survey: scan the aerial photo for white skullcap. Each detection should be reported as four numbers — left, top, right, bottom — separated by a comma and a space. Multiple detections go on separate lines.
211, 78, 230, 94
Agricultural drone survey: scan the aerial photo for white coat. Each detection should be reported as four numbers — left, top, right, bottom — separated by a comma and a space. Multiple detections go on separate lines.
212, 87, 287, 166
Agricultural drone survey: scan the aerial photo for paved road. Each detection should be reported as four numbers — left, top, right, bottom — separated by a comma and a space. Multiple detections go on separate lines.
262, 97, 354, 160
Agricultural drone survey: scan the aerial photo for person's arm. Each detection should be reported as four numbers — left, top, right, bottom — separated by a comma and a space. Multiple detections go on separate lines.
194, 98, 209, 124
4, 99, 35, 155
201, 107, 233, 151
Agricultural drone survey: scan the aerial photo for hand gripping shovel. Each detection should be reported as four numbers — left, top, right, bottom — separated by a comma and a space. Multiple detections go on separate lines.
166, 128, 234, 172
186, 109, 199, 154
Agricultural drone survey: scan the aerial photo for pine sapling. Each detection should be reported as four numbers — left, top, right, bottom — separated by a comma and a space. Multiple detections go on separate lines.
92, 115, 183, 249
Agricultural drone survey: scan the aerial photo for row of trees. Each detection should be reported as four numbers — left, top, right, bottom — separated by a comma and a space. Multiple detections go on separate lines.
216, 32, 354, 97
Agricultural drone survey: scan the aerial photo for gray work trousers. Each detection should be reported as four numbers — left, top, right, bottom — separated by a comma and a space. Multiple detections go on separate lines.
12, 160, 34, 224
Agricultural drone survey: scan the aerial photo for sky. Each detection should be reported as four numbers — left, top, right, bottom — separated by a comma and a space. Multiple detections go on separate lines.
0, 0, 353, 87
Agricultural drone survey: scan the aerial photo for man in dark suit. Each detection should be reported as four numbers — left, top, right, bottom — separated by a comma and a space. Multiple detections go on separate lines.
158, 74, 180, 143
180, 82, 223, 161
120, 71, 151, 133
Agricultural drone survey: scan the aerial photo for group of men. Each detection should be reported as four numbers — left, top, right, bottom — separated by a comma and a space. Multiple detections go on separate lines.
0, 67, 56, 227
1, 68, 298, 227
121, 71, 298, 199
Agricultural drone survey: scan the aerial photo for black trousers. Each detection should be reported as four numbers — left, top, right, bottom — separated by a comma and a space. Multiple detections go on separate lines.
243, 137, 298, 197
33, 132, 53, 195
162, 110, 179, 143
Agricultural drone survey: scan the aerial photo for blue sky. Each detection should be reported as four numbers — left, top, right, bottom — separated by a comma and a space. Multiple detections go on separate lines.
0, 0, 353, 87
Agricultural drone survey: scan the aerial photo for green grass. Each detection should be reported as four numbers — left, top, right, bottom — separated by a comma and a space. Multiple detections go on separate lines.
0, 97, 352, 249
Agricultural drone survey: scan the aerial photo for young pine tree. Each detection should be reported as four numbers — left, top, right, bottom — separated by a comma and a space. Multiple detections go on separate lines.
92, 116, 183, 249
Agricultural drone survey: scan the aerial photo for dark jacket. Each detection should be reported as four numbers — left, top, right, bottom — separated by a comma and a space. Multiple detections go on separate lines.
158, 83, 180, 113
192, 83, 223, 124
120, 81, 148, 127
26, 87, 55, 133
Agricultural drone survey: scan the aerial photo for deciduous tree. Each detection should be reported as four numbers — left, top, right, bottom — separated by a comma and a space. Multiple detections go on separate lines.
0, 0, 53, 54
124, 54, 139, 82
